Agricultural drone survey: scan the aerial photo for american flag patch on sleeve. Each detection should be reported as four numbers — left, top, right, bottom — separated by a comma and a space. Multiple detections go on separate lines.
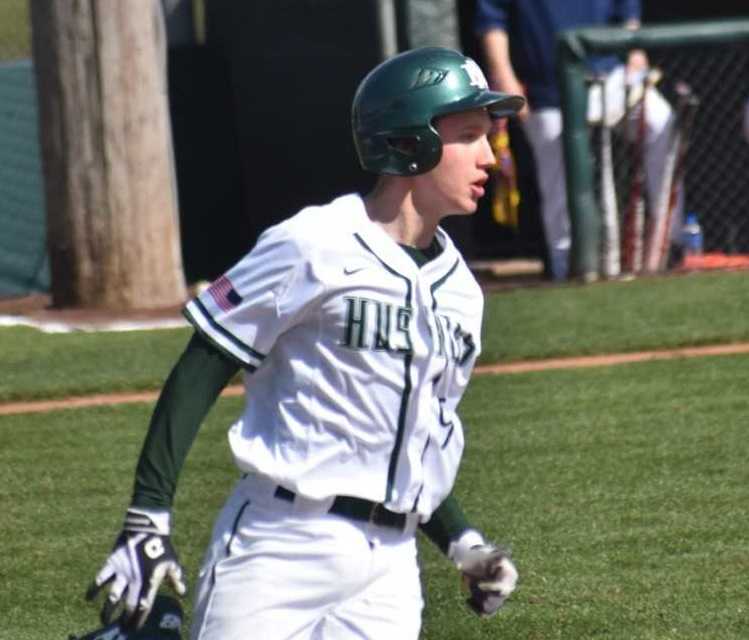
207, 275, 243, 312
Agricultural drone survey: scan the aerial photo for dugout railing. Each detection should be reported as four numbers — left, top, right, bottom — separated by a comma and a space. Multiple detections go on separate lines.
558, 18, 749, 281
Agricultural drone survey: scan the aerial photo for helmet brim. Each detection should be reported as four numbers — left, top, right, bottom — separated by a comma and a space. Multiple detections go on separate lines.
435, 91, 526, 120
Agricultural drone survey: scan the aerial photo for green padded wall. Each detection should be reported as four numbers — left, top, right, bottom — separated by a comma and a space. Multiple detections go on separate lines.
0, 59, 49, 296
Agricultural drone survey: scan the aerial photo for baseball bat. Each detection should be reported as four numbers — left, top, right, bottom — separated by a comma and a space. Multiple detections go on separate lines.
621, 68, 661, 275
654, 83, 699, 271
643, 80, 696, 273
598, 75, 620, 279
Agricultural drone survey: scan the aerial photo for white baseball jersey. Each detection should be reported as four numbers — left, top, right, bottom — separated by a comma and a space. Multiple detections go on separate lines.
184, 193, 483, 520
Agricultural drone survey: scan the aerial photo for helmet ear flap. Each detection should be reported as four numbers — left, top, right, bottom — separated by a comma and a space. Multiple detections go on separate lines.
384, 127, 442, 175
357, 125, 441, 176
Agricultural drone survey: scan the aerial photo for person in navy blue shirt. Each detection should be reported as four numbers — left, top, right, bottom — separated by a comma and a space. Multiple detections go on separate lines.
476, 0, 676, 280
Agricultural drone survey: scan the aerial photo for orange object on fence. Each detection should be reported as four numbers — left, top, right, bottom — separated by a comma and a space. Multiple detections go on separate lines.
680, 252, 749, 271
489, 126, 520, 228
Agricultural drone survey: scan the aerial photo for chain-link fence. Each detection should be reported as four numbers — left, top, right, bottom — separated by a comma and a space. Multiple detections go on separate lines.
591, 41, 749, 260
0, 0, 31, 62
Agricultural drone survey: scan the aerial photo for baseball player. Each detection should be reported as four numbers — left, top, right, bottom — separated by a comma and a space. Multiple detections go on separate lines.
87, 46, 524, 640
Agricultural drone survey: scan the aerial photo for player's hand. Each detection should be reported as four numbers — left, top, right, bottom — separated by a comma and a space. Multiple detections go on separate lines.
86, 508, 187, 630
449, 531, 518, 617
488, 74, 529, 122
626, 49, 649, 76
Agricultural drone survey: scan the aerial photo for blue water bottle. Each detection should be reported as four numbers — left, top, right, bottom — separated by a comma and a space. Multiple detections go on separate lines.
682, 212, 703, 257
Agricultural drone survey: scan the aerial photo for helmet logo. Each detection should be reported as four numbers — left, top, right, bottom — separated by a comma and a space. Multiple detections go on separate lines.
411, 67, 449, 89
461, 59, 489, 90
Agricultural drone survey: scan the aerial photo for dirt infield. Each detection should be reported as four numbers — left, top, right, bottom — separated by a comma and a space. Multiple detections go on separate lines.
3, 342, 749, 417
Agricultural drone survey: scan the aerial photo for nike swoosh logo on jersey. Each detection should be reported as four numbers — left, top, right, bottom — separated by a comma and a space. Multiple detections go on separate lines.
343, 266, 366, 276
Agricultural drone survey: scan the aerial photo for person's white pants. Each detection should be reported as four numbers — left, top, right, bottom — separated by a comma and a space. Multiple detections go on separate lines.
523, 66, 676, 280
190, 475, 423, 640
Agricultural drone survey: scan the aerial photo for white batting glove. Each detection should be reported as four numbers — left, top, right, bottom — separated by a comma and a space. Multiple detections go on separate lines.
449, 529, 518, 617
86, 508, 187, 630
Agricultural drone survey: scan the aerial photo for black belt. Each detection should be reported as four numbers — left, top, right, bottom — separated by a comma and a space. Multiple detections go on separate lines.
274, 486, 408, 531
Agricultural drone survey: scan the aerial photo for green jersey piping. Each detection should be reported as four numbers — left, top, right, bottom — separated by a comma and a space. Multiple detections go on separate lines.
184, 298, 266, 369
353, 232, 413, 503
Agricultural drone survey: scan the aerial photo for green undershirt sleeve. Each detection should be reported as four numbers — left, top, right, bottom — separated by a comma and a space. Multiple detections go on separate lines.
419, 493, 474, 555
131, 331, 240, 510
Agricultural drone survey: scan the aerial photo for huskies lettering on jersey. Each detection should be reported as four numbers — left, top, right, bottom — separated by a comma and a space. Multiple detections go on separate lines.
341, 297, 412, 353
434, 314, 475, 365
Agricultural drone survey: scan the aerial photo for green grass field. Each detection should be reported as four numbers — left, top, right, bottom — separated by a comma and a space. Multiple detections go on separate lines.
2, 270, 748, 638
0, 0, 30, 62
3, 270, 748, 403
481, 270, 749, 363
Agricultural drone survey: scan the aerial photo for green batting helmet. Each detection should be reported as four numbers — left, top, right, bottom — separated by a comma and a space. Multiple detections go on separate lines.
352, 46, 525, 176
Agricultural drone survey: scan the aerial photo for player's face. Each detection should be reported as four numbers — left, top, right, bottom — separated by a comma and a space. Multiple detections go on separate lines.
414, 108, 495, 218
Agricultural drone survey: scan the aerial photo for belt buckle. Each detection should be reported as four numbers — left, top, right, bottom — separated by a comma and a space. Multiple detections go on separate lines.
368, 502, 387, 527
368, 502, 404, 531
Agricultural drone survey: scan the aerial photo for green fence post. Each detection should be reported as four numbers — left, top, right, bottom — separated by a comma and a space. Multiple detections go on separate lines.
557, 33, 599, 281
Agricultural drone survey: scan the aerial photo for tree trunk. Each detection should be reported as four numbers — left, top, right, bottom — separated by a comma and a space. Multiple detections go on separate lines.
30, 0, 187, 309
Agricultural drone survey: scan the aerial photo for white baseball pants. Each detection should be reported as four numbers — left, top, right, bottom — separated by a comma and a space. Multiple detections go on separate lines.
190, 475, 423, 640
